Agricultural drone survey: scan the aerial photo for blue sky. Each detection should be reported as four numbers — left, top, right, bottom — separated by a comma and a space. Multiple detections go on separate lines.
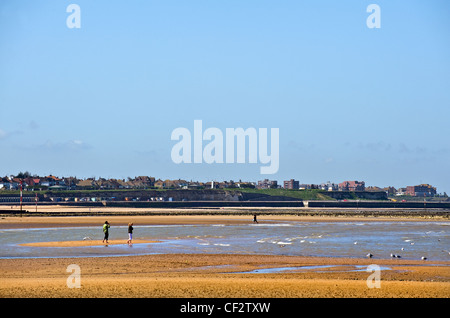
0, 0, 449, 193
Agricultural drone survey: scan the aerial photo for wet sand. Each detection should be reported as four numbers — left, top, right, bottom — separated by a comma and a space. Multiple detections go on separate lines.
1, 253, 449, 298
0, 214, 449, 298
0, 214, 262, 228
19, 239, 160, 247
0, 211, 444, 229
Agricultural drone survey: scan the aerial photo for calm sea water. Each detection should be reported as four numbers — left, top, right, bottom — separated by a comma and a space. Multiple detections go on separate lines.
0, 220, 449, 261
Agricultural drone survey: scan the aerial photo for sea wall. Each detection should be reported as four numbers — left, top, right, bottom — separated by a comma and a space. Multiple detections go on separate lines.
323, 191, 388, 200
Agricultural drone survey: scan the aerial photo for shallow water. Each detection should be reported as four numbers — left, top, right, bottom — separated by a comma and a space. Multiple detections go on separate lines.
0, 221, 449, 260
230, 264, 394, 274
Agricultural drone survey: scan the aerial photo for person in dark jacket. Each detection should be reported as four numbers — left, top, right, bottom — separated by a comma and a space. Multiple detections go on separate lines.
127, 222, 134, 245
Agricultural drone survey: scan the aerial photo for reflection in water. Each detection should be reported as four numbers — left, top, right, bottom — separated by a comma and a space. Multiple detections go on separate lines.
230, 265, 394, 274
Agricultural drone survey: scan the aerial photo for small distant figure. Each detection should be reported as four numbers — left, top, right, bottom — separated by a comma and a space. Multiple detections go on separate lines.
253, 214, 258, 223
102, 221, 110, 244
367, 253, 373, 258
127, 222, 134, 245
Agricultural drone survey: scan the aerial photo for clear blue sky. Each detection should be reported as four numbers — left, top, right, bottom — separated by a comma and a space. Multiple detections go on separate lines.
1, 0, 449, 193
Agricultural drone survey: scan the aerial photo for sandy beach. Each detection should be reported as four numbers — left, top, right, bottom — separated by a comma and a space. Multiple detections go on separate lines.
0, 213, 449, 298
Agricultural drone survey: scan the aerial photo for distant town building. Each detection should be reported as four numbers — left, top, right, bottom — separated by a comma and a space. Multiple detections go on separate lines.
133, 176, 155, 188
76, 178, 97, 190
319, 181, 338, 191
0, 177, 13, 190
257, 179, 278, 189
236, 181, 255, 189
405, 184, 437, 197
187, 181, 203, 189
23, 177, 41, 187
206, 180, 240, 189
383, 186, 397, 196
283, 179, 299, 190
338, 180, 365, 191
299, 184, 318, 190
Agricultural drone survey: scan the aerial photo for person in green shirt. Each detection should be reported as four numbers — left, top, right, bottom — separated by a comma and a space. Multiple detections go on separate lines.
102, 221, 110, 244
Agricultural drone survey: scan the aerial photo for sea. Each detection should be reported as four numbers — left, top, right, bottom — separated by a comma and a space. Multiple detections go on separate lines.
0, 220, 449, 261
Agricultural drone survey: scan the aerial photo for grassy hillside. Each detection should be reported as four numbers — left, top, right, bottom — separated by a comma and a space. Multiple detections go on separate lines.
0, 188, 334, 201
227, 188, 335, 200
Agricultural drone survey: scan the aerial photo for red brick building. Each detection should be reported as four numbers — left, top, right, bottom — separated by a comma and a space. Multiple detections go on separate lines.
283, 179, 299, 189
257, 179, 278, 189
338, 180, 365, 191
405, 184, 437, 197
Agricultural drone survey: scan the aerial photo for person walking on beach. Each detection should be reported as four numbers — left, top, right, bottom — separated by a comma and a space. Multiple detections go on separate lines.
127, 222, 134, 245
102, 221, 110, 244
253, 214, 258, 223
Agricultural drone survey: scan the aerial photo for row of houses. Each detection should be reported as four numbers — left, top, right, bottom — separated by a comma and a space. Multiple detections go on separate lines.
260, 178, 439, 197
399, 184, 437, 197
0, 175, 256, 191
0, 175, 68, 190
259, 179, 355, 191
0, 174, 439, 197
